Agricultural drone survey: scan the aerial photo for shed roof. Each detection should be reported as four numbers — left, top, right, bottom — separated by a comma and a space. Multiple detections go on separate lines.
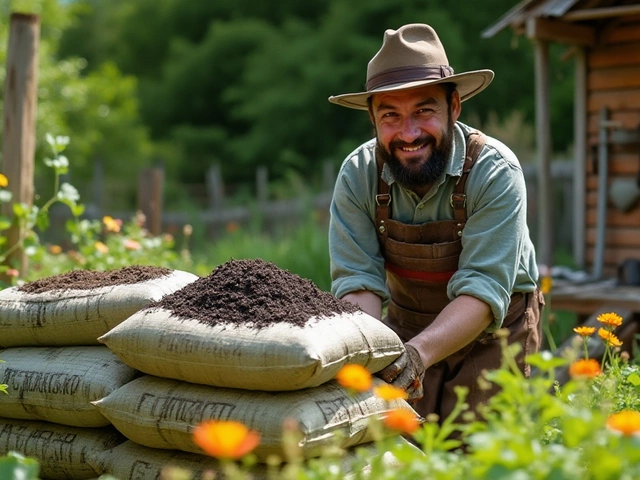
482, 0, 640, 38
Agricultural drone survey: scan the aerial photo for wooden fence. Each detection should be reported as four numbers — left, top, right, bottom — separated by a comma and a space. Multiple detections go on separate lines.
54, 160, 575, 252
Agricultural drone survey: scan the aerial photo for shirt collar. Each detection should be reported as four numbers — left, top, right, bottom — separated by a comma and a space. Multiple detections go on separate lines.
379, 122, 467, 186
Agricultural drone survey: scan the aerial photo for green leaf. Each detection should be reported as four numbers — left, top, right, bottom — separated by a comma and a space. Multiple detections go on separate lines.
526, 351, 567, 371
12, 203, 28, 218
0, 452, 39, 480
36, 211, 50, 231
627, 372, 640, 387
71, 204, 85, 217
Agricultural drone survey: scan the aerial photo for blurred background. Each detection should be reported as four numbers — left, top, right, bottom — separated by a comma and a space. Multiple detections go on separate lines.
0, 0, 577, 291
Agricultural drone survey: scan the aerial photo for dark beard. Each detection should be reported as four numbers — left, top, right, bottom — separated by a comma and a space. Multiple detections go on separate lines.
377, 122, 454, 191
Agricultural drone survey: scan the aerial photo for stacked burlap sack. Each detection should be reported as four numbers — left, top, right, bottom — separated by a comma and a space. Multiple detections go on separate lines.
0, 266, 199, 479
94, 259, 423, 478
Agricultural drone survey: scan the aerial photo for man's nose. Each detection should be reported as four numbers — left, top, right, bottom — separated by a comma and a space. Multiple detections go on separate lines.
398, 118, 421, 143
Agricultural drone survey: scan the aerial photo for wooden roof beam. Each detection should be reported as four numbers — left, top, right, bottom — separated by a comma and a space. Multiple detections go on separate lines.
526, 16, 596, 46
562, 4, 640, 21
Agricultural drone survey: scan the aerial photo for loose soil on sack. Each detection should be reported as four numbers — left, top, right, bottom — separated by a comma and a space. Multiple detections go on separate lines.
18, 265, 173, 294
155, 258, 360, 329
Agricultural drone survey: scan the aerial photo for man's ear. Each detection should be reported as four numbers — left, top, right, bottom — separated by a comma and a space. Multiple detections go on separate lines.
450, 90, 462, 123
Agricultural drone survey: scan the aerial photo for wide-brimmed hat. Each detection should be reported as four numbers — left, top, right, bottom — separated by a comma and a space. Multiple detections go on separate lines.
328, 23, 494, 110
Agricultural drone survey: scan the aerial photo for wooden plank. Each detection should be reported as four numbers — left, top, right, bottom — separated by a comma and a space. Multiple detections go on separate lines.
588, 67, 640, 90
589, 43, 640, 68
136, 167, 164, 236
585, 154, 640, 178
562, 5, 640, 22
586, 227, 640, 247
1, 14, 40, 276
586, 205, 640, 227
606, 23, 640, 44
588, 90, 640, 112
587, 111, 640, 135
526, 17, 595, 46
585, 246, 640, 265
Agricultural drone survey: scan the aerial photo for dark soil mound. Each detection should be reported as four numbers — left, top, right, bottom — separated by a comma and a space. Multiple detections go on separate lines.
18, 265, 173, 294
154, 258, 359, 328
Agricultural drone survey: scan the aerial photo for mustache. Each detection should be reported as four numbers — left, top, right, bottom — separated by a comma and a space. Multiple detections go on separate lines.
389, 135, 436, 150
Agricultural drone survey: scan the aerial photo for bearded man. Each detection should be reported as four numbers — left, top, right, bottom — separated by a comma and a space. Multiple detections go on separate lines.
328, 23, 543, 421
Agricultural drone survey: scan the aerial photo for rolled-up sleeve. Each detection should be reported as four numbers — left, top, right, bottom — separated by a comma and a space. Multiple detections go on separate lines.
329, 144, 389, 301
448, 144, 531, 331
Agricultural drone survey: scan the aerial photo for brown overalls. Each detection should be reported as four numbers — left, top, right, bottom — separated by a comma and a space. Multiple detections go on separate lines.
375, 130, 543, 421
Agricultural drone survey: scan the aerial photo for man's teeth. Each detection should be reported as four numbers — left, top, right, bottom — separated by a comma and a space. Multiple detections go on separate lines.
401, 144, 423, 152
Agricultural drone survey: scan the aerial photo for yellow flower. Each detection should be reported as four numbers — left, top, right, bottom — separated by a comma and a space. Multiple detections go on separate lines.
383, 409, 420, 434
568, 359, 601, 379
193, 420, 260, 460
606, 410, 640, 437
373, 384, 408, 401
0, 174, 8, 188
598, 328, 623, 347
540, 276, 553, 294
48, 245, 62, 255
335, 364, 372, 392
102, 215, 121, 233
573, 326, 596, 337
94, 241, 109, 254
597, 312, 623, 328
123, 239, 141, 251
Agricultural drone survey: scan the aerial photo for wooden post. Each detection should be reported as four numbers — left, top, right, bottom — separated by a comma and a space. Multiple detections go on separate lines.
1, 13, 40, 275
256, 166, 268, 204
206, 164, 224, 210
533, 37, 553, 271
137, 167, 164, 236
322, 161, 335, 192
573, 47, 587, 270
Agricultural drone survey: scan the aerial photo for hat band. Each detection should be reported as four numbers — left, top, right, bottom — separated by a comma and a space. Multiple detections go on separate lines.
366, 65, 454, 91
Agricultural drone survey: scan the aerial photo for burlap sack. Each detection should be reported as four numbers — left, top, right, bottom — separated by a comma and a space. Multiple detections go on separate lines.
0, 270, 198, 347
98, 308, 404, 391
0, 418, 125, 480
0, 346, 138, 427
89, 437, 422, 480
92, 375, 420, 461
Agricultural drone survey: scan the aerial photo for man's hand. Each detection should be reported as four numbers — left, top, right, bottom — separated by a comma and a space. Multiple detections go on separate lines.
376, 344, 425, 401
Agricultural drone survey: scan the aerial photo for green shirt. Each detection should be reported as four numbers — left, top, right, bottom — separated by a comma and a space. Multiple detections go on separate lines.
329, 121, 538, 331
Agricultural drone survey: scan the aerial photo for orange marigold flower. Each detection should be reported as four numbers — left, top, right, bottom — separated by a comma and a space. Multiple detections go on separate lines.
573, 326, 596, 337
336, 364, 372, 392
373, 384, 408, 401
540, 276, 553, 295
102, 215, 121, 233
597, 312, 623, 328
606, 410, 640, 437
568, 359, 601, 379
598, 328, 623, 347
94, 241, 109, 254
0, 174, 8, 188
48, 245, 62, 255
383, 409, 420, 434
193, 420, 260, 460
123, 239, 141, 251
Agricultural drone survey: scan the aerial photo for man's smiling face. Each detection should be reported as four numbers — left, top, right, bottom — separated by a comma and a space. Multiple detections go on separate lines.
370, 83, 461, 192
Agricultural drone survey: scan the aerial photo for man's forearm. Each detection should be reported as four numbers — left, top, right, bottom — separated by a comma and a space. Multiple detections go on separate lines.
341, 290, 382, 320
405, 294, 493, 370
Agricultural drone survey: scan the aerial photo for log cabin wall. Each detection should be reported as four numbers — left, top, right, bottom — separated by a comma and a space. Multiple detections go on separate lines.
586, 14, 640, 278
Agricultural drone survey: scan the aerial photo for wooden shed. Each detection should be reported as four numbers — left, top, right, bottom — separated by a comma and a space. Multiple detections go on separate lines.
484, 1, 640, 331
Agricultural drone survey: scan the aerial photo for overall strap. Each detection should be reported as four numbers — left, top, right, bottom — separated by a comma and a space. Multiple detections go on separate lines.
375, 150, 390, 248
451, 130, 487, 225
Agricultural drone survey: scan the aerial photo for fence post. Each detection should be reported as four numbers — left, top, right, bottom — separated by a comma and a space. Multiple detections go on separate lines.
206, 164, 224, 210
137, 167, 164, 236
256, 166, 268, 204
1, 13, 40, 277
